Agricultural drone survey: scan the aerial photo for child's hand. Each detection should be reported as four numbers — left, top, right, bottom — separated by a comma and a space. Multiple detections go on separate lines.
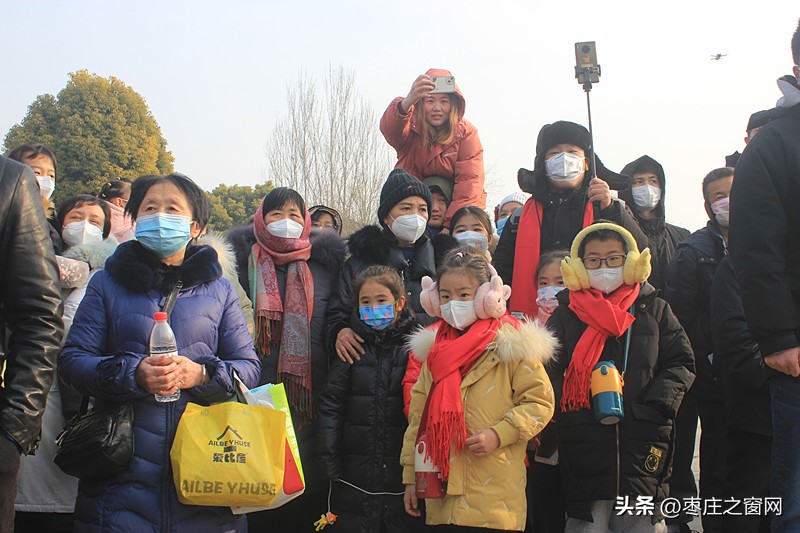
335, 327, 365, 364
466, 429, 500, 457
403, 484, 421, 517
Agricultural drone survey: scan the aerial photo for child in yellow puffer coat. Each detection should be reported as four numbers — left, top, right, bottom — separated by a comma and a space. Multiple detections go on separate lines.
400, 248, 556, 531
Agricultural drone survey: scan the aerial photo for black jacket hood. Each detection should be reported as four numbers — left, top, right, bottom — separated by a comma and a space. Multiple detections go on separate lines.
619, 155, 667, 226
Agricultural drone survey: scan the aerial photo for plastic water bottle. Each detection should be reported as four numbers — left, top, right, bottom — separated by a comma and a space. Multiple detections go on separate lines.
150, 312, 180, 403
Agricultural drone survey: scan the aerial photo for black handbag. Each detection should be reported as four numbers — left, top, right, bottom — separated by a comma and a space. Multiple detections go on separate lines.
54, 398, 135, 480
54, 282, 183, 480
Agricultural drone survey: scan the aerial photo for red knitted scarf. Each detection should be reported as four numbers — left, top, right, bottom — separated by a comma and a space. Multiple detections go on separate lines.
510, 199, 593, 318
421, 317, 504, 480
561, 284, 639, 412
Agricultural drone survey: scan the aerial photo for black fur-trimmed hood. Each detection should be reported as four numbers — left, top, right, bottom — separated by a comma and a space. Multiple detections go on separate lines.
105, 241, 222, 293
347, 224, 457, 269
309, 227, 346, 271
347, 225, 395, 265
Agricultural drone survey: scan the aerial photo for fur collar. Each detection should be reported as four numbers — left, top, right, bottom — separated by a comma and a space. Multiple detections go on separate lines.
62, 235, 119, 270
408, 319, 558, 365
347, 224, 456, 271
105, 241, 222, 293
309, 228, 346, 271
196, 231, 238, 283
347, 225, 397, 265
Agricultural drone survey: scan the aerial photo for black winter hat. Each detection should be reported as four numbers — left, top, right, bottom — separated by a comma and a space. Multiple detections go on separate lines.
536, 121, 592, 159
747, 110, 772, 133
518, 120, 631, 194
377, 169, 433, 225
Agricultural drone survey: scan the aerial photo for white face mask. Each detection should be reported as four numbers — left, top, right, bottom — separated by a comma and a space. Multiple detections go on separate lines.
588, 267, 625, 294
545, 152, 585, 183
62, 220, 103, 248
267, 218, 304, 239
454, 231, 489, 252
440, 300, 478, 330
632, 185, 662, 211
711, 197, 730, 227
390, 214, 427, 244
36, 175, 55, 200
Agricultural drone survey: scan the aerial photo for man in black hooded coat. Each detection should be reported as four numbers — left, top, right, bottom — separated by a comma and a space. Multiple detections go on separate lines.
618, 155, 690, 291
493, 121, 647, 314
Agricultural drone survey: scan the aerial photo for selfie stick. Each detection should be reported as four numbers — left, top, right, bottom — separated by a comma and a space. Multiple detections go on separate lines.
575, 61, 602, 216
575, 64, 601, 183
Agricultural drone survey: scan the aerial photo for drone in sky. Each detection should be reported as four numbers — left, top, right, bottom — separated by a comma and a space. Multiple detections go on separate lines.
711, 53, 728, 61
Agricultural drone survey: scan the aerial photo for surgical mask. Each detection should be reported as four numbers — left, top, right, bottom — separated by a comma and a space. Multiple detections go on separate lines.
36, 176, 55, 200
134, 213, 193, 257
632, 185, 661, 211
359, 304, 396, 331
62, 220, 103, 248
267, 218, 304, 239
390, 214, 427, 244
588, 267, 625, 294
536, 285, 565, 315
440, 300, 478, 330
496, 217, 508, 235
454, 231, 489, 252
711, 197, 730, 227
545, 152, 585, 183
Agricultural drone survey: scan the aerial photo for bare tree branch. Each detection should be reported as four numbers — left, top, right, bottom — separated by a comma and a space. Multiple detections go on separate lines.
266, 65, 393, 234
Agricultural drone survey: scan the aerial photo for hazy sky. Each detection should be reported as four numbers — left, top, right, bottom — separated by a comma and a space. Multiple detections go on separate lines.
2, 1, 797, 231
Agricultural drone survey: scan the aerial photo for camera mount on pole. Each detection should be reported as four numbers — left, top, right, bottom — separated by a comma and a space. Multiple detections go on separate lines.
574, 63, 601, 181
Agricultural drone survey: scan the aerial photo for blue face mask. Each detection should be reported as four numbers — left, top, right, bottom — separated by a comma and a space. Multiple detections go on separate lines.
496, 217, 508, 235
135, 213, 193, 257
359, 304, 396, 331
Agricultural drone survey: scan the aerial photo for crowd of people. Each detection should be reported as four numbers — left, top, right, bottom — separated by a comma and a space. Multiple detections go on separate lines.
1, 20, 799, 533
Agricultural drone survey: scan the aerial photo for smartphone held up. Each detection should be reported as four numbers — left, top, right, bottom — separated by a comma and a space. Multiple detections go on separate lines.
575, 41, 601, 85
429, 75, 456, 94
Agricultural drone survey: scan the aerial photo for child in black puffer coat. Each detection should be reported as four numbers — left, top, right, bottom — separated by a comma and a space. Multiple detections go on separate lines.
318, 265, 425, 533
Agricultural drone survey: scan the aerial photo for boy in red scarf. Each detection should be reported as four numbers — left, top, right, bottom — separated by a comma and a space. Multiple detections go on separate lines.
546, 222, 694, 532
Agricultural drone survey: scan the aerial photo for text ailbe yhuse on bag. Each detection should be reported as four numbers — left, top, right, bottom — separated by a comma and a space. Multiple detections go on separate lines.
170, 401, 286, 507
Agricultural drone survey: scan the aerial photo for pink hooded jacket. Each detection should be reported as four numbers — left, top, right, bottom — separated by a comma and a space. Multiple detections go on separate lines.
380, 69, 487, 226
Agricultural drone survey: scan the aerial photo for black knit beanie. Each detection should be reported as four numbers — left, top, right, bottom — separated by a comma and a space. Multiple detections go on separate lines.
377, 169, 433, 225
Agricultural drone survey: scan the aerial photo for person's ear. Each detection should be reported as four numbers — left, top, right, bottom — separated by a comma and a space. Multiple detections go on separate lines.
395, 295, 407, 314
383, 215, 393, 227
794, 65, 799, 78
190, 221, 204, 239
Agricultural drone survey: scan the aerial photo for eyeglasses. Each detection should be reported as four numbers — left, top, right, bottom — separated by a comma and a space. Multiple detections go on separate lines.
583, 255, 625, 270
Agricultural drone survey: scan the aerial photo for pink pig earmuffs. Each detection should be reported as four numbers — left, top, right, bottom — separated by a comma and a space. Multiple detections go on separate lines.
420, 264, 512, 319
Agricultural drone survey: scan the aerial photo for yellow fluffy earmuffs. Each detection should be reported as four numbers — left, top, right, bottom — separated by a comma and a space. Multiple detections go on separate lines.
560, 222, 651, 291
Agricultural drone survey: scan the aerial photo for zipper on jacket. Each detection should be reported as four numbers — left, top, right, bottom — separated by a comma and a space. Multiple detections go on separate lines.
162, 400, 175, 533
615, 424, 621, 497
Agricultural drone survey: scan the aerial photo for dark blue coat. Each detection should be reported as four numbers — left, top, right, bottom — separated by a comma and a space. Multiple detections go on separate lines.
59, 242, 260, 533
